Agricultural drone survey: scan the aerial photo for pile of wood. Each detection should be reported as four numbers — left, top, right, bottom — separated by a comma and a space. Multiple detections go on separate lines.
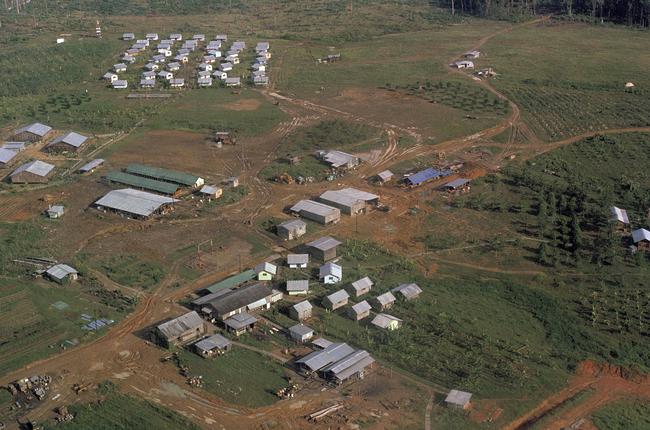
306, 403, 344, 422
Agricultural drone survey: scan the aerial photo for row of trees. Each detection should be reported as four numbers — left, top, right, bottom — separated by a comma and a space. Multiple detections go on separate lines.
434, 0, 650, 27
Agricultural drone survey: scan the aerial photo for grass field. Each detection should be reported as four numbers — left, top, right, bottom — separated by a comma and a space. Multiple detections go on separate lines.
49, 382, 201, 430
99, 254, 166, 290
176, 348, 288, 408
0, 278, 131, 373
484, 21, 650, 141
591, 400, 650, 429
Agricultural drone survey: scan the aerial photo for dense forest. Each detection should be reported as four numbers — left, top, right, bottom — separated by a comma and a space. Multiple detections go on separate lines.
433, 0, 649, 26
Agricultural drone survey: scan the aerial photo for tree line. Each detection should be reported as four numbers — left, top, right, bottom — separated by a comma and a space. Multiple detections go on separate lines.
432, 0, 650, 27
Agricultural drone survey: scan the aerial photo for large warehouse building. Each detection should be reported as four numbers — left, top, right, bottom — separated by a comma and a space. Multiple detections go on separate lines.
93, 188, 179, 219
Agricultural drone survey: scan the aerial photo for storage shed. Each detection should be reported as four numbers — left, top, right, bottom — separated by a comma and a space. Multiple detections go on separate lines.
13, 123, 53, 142
45, 132, 88, 153
348, 300, 371, 321
307, 236, 342, 261
154, 311, 206, 348
347, 276, 373, 297
372, 291, 396, 311
224, 312, 257, 336
287, 254, 309, 269
319, 262, 342, 284
290, 200, 340, 225
392, 283, 422, 301
445, 390, 473, 409
193, 334, 232, 358
290, 300, 313, 321
371, 313, 402, 331
45, 264, 78, 284
10, 160, 55, 184
323, 289, 349, 310
289, 323, 314, 343
277, 219, 307, 240
286, 280, 310, 296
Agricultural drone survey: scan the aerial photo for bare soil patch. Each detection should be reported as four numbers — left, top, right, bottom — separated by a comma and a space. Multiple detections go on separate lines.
222, 98, 262, 111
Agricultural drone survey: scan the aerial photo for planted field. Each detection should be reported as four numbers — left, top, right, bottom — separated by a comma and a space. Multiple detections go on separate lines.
176, 348, 288, 408
99, 254, 166, 290
484, 21, 650, 141
0, 280, 129, 373
52, 384, 201, 430
591, 400, 650, 430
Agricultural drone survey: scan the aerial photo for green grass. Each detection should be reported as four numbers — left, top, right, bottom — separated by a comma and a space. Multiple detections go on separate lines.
99, 255, 166, 290
485, 21, 650, 140
176, 348, 288, 408
50, 383, 201, 430
0, 222, 50, 276
591, 400, 650, 429
260, 119, 380, 181
0, 279, 130, 373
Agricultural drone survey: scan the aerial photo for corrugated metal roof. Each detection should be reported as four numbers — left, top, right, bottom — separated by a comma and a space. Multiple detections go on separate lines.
200, 185, 220, 195
208, 283, 273, 316
611, 206, 629, 224
224, 312, 257, 330
0, 148, 17, 164
125, 163, 201, 186
1, 142, 26, 152
325, 289, 348, 304
377, 170, 393, 181
292, 300, 312, 313
406, 168, 452, 185
371, 313, 402, 329
330, 354, 374, 381
375, 291, 396, 306
287, 254, 309, 265
192, 289, 233, 307
445, 389, 472, 406
94, 188, 178, 217
351, 276, 373, 292
308, 236, 342, 251
205, 270, 256, 294
320, 262, 342, 279
194, 334, 231, 352
157, 311, 203, 339
351, 300, 371, 314
278, 219, 306, 231
296, 342, 355, 372
321, 350, 371, 375
289, 323, 313, 337
392, 283, 422, 299
444, 178, 470, 189
15, 122, 52, 137
141, 79, 156, 86
632, 228, 650, 243
287, 280, 309, 292
105, 171, 179, 195
291, 200, 340, 218
11, 160, 55, 178
79, 159, 104, 172
49, 132, 88, 148
45, 264, 77, 280
312, 337, 332, 349
255, 262, 277, 275
322, 150, 359, 168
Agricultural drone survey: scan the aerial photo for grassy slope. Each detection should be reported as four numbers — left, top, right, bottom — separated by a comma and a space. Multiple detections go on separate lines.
591, 400, 650, 429
484, 21, 650, 140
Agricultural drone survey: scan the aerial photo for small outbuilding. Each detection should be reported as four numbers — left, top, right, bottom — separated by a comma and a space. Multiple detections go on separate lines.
45, 264, 78, 284
372, 291, 396, 311
198, 185, 222, 200
224, 312, 257, 336
323, 289, 349, 311
307, 236, 342, 262
376, 170, 394, 184
445, 389, 473, 409
392, 283, 422, 301
0, 148, 17, 166
286, 280, 310, 296
290, 300, 313, 321
347, 277, 373, 297
277, 219, 307, 240
632, 228, 650, 251
611, 206, 630, 231
193, 334, 232, 358
371, 313, 402, 331
287, 254, 309, 269
443, 178, 471, 193
289, 323, 314, 343
319, 262, 342, 284
348, 300, 371, 321
46, 205, 65, 219
254, 262, 277, 281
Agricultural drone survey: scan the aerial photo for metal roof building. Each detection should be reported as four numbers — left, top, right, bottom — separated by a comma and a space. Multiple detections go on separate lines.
10, 160, 55, 183
290, 200, 340, 225
79, 159, 104, 173
312, 337, 333, 349
320, 349, 374, 383
320, 150, 360, 169
318, 188, 379, 216
392, 283, 422, 300
349, 300, 372, 321
205, 269, 256, 294
1, 142, 26, 152
632, 228, 650, 243
291, 300, 313, 321
287, 253, 309, 267
445, 389, 473, 409
125, 163, 203, 187
348, 276, 373, 297
289, 323, 314, 343
371, 313, 403, 330
611, 206, 630, 224
373, 291, 396, 310
296, 342, 355, 373
377, 170, 394, 183
45, 264, 78, 283
155, 311, 206, 347
105, 171, 179, 195
224, 312, 258, 334
277, 219, 307, 240
94, 188, 178, 218
323, 289, 349, 310
14, 123, 53, 140
0, 148, 17, 165
194, 334, 231, 356
405, 168, 452, 186
307, 236, 342, 261
443, 178, 471, 190
206, 283, 274, 320
286, 280, 309, 295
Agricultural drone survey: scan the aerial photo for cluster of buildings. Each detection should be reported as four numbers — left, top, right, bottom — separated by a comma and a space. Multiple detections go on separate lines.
611, 206, 650, 251
452, 50, 480, 69
288, 187, 380, 225
251, 41, 271, 86
1, 123, 91, 184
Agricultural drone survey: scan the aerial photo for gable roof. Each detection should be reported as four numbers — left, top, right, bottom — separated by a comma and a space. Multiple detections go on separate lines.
156, 311, 203, 339
375, 291, 396, 306
392, 283, 422, 299
125, 163, 200, 186
611, 206, 630, 224
307, 236, 342, 251
205, 269, 256, 294
287, 254, 309, 265
79, 159, 104, 173
444, 178, 470, 189
224, 312, 257, 330
15, 123, 52, 137
289, 323, 314, 337
325, 289, 349, 304
632, 228, 650, 243
320, 262, 342, 279
48, 131, 88, 148
278, 219, 306, 231
11, 160, 55, 178
296, 342, 355, 372
254, 261, 277, 275
351, 300, 371, 315
371, 313, 402, 329
0, 148, 17, 164
194, 333, 231, 352
208, 283, 273, 316
292, 300, 312, 313
45, 264, 77, 280
322, 150, 359, 168
287, 280, 309, 292
377, 170, 393, 181
94, 188, 178, 217
351, 276, 373, 292
291, 200, 340, 218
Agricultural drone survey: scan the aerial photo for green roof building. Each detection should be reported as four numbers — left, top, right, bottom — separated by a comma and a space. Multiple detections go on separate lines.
125, 163, 204, 187
205, 269, 256, 294
105, 171, 179, 195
